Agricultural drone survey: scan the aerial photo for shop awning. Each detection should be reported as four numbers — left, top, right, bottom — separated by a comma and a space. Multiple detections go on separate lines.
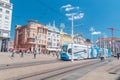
47, 48, 61, 51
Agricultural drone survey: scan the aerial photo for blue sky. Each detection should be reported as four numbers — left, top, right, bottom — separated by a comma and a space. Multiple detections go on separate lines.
10, 0, 120, 42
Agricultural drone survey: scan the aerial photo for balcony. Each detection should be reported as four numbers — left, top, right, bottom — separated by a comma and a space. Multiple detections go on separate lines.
27, 41, 36, 44
27, 35, 35, 39
0, 35, 10, 38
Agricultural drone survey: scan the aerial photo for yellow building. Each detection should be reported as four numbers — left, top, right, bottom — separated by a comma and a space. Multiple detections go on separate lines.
60, 32, 89, 47
60, 32, 72, 47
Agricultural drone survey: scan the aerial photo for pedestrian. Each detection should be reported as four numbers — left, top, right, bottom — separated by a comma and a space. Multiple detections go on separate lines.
11, 50, 15, 58
99, 50, 104, 61
56, 51, 59, 59
20, 50, 24, 57
117, 53, 120, 60
33, 50, 36, 59
52, 52, 55, 56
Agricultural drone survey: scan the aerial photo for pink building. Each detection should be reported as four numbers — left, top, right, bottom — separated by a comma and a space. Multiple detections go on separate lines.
14, 20, 48, 53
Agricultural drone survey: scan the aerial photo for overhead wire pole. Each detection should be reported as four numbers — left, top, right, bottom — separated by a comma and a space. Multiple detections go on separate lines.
89, 27, 95, 46
71, 14, 74, 62
61, 4, 84, 62
107, 27, 120, 54
107, 27, 115, 54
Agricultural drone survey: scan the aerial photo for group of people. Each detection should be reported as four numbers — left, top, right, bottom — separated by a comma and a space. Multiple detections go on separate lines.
10, 50, 37, 59
11, 50, 25, 57
10, 50, 60, 59
99, 50, 120, 61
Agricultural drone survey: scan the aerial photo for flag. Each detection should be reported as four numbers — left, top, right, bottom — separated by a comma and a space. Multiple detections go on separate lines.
109, 41, 112, 45
115, 43, 119, 49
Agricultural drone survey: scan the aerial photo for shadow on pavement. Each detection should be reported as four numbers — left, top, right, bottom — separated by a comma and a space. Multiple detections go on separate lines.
116, 77, 120, 80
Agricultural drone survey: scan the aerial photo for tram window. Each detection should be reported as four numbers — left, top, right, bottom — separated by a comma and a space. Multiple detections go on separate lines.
68, 48, 72, 55
84, 49, 87, 53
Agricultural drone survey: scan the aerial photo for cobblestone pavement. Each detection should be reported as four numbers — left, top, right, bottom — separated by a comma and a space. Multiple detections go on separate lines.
0, 52, 120, 80
0, 52, 94, 80
0, 52, 57, 65
79, 58, 120, 80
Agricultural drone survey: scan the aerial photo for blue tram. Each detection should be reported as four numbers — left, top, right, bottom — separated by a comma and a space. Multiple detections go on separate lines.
60, 44, 111, 60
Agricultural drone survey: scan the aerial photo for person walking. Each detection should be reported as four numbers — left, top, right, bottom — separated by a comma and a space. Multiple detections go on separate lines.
11, 50, 15, 58
117, 53, 120, 60
33, 50, 37, 59
56, 50, 59, 59
99, 49, 104, 61
20, 50, 24, 57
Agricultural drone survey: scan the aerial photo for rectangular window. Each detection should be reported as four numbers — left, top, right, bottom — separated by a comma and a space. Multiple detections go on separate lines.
0, 8, 2, 12
0, 14, 2, 18
5, 16, 9, 20
52, 34, 55, 36
54, 39, 56, 41
39, 29, 43, 33
4, 26, 9, 29
57, 34, 59, 37
5, 21, 9, 23
0, 3, 4, 7
48, 42, 52, 46
5, 4, 11, 9
6, 10, 10, 14
45, 41, 46, 44
3, 32, 9, 37
0, 19, 1, 21
48, 38, 50, 40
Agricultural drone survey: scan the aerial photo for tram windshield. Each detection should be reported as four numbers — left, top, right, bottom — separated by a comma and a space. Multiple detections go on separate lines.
61, 46, 68, 53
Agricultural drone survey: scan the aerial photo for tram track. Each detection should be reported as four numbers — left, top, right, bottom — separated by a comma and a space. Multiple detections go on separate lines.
108, 63, 120, 75
7, 59, 112, 80
0, 60, 61, 71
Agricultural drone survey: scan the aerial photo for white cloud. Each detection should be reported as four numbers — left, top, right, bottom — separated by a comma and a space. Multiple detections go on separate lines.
67, 13, 84, 20
61, 4, 72, 9
92, 31, 101, 35
65, 7, 74, 11
61, 4, 84, 20
74, 13, 84, 19
76, 7, 80, 10
65, 6, 80, 12
61, 4, 80, 12
68, 17, 72, 20
66, 13, 72, 16
65, 13, 77, 17
90, 27, 95, 32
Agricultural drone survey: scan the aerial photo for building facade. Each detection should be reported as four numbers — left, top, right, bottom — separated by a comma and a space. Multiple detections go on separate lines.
73, 34, 85, 44
96, 38, 120, 54
0, 0, 13, 52
47, 22, 60, 53
60, 32, 86, 46
60, 32, 72, 46
14, 20, 48, 53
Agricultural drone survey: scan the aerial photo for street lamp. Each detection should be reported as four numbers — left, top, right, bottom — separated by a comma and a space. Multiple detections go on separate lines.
71, 14, 74, 62
89, 27, 95, 44
60, 23, 65, 47
61, 4, 84, 61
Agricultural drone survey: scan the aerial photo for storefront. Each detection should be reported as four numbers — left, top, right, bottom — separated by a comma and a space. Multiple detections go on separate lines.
47, 48, 61, 54
0, 38, 9, 52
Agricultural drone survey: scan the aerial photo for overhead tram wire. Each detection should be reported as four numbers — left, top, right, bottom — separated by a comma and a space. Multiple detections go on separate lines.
36, 0, 85, 33
35, 0, 71, 26
12, 14, 71, 33
12, 0, 84, 34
